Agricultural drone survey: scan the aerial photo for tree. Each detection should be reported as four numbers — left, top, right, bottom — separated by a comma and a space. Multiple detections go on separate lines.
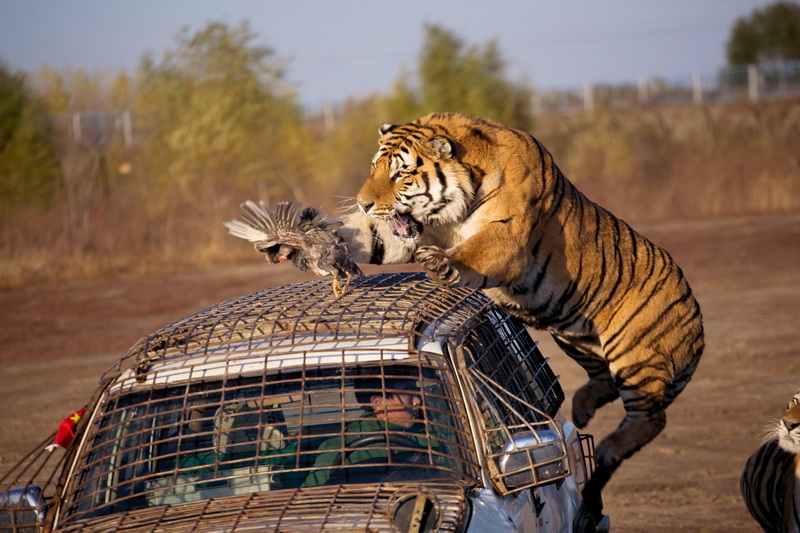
727, 1, 800, 65
136, 20, 306, 202
0, 62, 60, 217
386, 25, 533, 131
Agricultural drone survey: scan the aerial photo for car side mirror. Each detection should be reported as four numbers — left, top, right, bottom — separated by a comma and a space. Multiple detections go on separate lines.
497, 430, 569, 491
0, 484, 47, 530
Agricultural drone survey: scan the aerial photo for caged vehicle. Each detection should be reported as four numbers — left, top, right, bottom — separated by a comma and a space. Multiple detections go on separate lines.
0, 272, 610, 532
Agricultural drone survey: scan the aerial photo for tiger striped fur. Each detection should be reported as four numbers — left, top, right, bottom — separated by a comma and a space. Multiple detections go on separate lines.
741, 389, 800, 532
337, 112, 705, 517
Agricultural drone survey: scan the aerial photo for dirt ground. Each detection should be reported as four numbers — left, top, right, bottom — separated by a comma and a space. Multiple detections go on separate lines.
1, 210, 799, 532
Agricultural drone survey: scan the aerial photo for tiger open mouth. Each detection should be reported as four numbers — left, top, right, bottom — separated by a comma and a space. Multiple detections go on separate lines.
390, 213, 423, 241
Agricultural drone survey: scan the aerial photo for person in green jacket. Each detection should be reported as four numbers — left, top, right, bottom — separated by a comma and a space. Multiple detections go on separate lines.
304, 376, 439, 486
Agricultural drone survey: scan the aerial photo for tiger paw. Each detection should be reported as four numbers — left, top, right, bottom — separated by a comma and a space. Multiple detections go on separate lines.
594, 439, 625, 469
414, 246, 460, 286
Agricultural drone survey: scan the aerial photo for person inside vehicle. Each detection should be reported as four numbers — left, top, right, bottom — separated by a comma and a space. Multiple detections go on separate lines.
303, 375, 440, 486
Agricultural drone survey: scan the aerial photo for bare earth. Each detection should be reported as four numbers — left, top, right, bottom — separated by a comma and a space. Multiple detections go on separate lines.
1, 210, 799, 532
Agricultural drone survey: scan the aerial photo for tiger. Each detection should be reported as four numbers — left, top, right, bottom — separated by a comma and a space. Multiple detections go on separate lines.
740, 389, 800, 533
331, 112, 705, 519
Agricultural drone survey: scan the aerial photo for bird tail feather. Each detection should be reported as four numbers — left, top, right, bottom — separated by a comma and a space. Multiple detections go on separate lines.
224, 219, 272, 243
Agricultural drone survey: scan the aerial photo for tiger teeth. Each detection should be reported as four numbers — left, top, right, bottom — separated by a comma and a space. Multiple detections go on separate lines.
390, 214, 422, 241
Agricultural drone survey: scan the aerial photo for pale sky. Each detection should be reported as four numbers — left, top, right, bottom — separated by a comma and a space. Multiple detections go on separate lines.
0, 0, 775, 108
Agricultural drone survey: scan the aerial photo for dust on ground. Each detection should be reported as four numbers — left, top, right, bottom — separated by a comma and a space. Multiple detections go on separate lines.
2, 210, 799, 532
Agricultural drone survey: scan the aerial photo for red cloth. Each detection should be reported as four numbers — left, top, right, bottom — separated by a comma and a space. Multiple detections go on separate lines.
52, 407, 86, 448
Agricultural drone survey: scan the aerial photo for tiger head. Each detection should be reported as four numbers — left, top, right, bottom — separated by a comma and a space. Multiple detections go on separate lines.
356, 119, 475, 243
775, 389, 800, 454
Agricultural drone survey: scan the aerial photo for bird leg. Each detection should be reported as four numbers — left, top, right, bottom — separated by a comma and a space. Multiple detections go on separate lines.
342, 273, 353, 294
332, 273, 354, 296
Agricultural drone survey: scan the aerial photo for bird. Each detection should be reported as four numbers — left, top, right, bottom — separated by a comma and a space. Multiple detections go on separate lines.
225, 200, 363, 295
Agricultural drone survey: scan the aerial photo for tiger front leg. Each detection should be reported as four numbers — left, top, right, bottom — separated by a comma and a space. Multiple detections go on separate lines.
414, 246, 461, 286
415, 230, 527, 288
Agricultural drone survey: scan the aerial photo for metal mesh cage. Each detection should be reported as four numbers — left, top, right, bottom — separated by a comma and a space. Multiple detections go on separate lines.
1, 272, 572, 532
62, 360, 478, 520
114, 272, 490, 383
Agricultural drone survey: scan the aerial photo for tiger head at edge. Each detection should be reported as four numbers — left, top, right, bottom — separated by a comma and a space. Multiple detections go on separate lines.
356, 118, 476, 244
774, 388, 800, 454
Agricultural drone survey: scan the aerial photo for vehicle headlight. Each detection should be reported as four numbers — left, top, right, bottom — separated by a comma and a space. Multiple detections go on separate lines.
497, 430, 568, 490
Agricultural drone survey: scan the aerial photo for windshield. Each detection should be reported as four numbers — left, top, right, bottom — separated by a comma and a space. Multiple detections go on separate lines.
65, 360, 478, 518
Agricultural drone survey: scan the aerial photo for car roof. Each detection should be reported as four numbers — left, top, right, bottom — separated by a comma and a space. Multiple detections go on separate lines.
103, 272, 496, 388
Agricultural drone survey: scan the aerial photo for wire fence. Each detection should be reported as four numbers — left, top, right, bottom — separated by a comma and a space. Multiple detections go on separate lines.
51, 61, 800, 147
534, 60, 800, 115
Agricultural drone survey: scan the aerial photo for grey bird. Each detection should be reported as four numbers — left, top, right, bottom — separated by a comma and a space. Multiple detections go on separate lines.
225, 200, 363, 295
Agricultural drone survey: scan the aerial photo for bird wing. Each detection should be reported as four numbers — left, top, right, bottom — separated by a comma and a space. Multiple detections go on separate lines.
226, 199, 363, 282
224, 219, 280, 247
225, 200, 311, 246
270, 201, 306, 231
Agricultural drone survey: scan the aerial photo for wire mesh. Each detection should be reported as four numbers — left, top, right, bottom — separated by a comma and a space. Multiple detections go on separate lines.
62, 359, 478, 521
1, 272, 575, 531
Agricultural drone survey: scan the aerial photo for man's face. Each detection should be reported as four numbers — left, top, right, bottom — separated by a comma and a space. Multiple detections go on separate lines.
371, 388, 421, 427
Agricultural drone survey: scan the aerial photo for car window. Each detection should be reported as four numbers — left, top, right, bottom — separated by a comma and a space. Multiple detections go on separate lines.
64, 360, 478, 518
458, 309, 565, 456
466, 309, 563, 417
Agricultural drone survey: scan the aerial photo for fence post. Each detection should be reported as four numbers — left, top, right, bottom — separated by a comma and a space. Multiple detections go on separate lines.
583, 82, 594, 113
748, 64, 759, 102
638, 75, 648, 105
692, 71, 703, 105
323, 99, 335, 131
531, 91, 542, 117
72, 112, 82, 144
122, 109, 133, 146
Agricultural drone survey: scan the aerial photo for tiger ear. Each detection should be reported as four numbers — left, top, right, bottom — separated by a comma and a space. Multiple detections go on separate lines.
426, 136, 454, 161
379, 123, 397, 136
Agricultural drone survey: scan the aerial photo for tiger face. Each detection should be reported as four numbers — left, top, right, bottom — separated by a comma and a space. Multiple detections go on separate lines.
775, 389, 800, 454
356, 123, 475, 244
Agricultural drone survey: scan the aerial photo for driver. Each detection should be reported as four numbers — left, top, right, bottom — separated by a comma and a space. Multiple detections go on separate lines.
303, 376, 436, 486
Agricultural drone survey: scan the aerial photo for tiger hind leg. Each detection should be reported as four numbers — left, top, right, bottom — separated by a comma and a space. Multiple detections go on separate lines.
572, 371, 619, 428
583, 403, 668, 520
551, 333, 619, 428
552, 333, 673, 518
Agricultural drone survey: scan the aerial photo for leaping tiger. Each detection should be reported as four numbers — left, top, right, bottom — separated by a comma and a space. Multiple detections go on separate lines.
740, 389, 800, 532
244, 112, 705, 519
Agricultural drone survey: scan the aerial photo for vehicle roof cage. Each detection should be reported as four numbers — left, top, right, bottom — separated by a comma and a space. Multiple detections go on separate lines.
116, 272, 494, 382
0, 273, 571, 529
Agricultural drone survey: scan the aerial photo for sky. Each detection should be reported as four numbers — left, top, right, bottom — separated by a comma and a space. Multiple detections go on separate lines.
0, 0, 776, 108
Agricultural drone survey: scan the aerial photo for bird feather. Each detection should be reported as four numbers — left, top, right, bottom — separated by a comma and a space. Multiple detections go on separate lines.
225, 200, 363, 293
